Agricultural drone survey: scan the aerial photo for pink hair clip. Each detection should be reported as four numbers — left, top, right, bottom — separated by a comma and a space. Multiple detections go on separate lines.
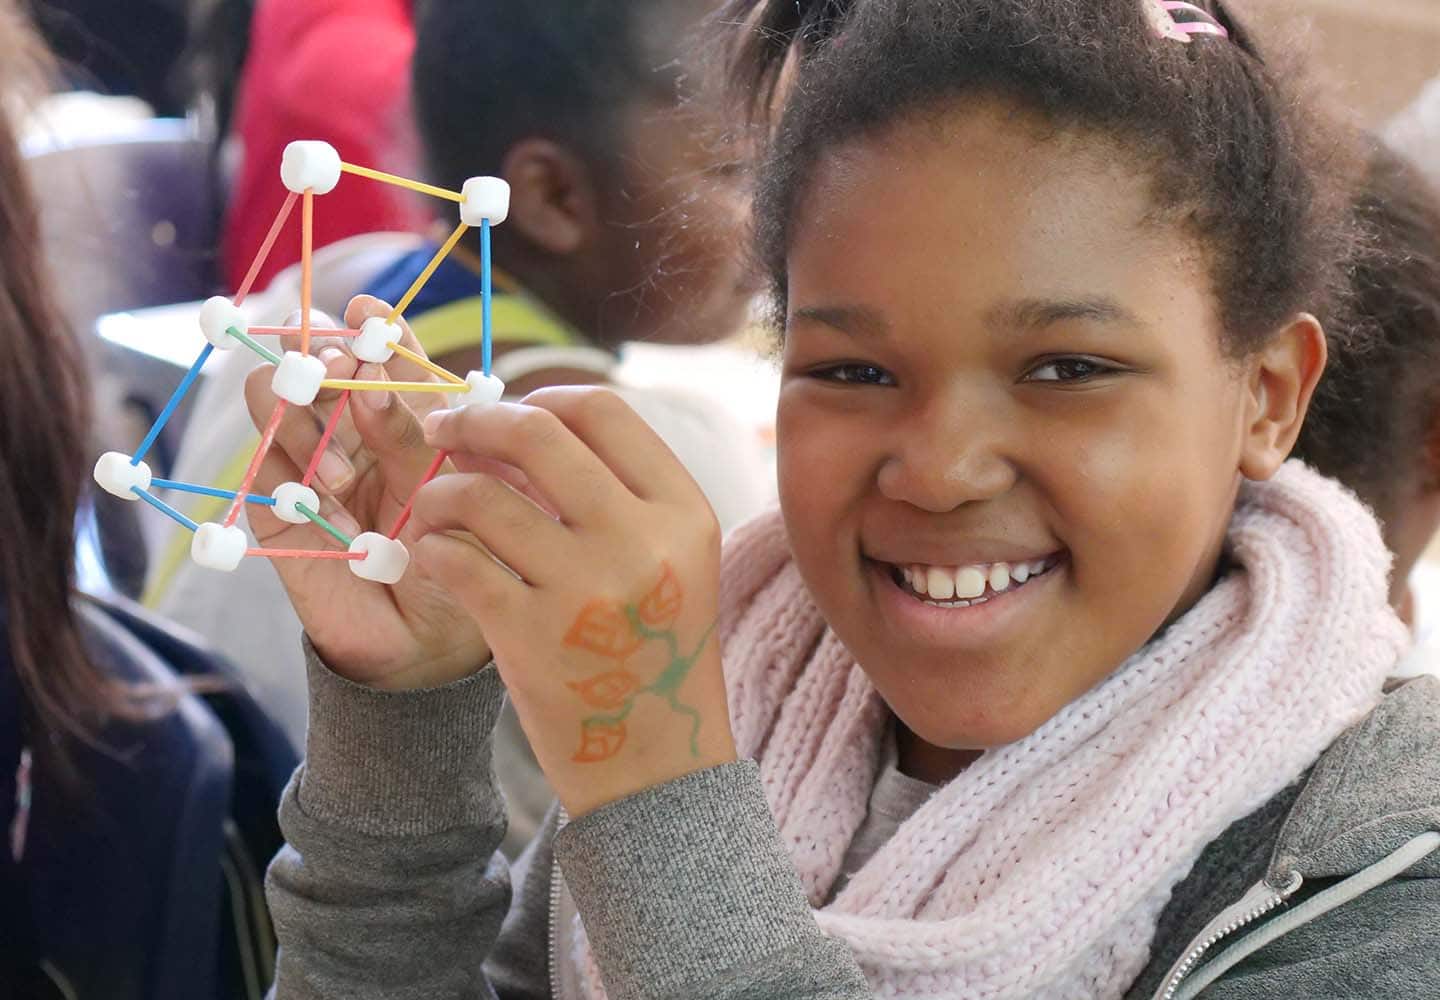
1142, 0, 1229, 44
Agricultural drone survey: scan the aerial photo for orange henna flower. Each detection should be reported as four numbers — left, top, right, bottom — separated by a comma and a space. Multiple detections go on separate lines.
567, 670, 641, 710
564, 600, 642, 660
638, 563, 684, 627
573, 718, 627, 763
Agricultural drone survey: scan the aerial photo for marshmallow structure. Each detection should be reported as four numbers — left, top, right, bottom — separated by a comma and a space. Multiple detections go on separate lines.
280, 140, 342, 195
191, 523, 248, 572
459, 177, 510, 226
352, 316, 401, 363
198, 296, 248, 349
272, 482, 321, 525
347, 532, 410, 584
271, 351, 328, 406
458, 371, 505, 407
93, 451, 152, 500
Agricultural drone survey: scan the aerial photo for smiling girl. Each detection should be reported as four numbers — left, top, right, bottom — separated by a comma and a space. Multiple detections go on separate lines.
257, 1, 1440, 998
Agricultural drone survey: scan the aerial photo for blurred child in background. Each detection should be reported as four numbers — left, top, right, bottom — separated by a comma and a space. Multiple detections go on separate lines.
1295, 141, 1440, 677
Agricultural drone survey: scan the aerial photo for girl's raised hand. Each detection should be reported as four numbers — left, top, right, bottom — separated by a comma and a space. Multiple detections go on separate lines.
241, 295, 489, 691
414, 387, 737, 816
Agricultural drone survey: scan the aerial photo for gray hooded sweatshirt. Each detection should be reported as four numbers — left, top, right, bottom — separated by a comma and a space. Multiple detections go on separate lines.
266, 652, 1440, 1000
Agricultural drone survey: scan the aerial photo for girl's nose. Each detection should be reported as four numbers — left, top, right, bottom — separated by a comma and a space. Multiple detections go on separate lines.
875, 400, 1017, 512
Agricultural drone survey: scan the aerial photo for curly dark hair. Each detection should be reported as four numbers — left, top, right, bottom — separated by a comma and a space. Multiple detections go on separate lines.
720, 0, 1357, 357
1294, 144, 1440, 521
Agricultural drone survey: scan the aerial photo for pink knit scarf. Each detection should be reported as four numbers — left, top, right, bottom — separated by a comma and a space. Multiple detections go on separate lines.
570, 463, 1407, 999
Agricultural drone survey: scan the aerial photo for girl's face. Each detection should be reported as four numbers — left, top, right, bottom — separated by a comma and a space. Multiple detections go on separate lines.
778, 103, 1279, 755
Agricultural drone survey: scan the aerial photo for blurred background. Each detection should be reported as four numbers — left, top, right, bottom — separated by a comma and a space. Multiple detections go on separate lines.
1252, 0, 1439, 125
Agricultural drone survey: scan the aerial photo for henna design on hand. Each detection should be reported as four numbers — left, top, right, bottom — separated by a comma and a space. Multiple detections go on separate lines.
563, 563, 714, 764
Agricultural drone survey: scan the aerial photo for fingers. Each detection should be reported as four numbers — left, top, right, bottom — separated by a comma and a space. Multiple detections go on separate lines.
347, 367, 456, 509
274, 307, 344, 356
443, 454, 559, 517
410, 471, 562, 582
422, 401, 630, 526
243, 351, 359, 495
421, 388, 703, 524
242, 301, 454, 498
521, 386, 702, 504
343, 296, 465, 419
411, 530, 518, 622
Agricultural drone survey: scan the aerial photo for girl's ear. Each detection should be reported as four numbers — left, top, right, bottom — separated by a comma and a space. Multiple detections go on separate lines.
1238, 313, 1327, 481
499, 138, 602, 256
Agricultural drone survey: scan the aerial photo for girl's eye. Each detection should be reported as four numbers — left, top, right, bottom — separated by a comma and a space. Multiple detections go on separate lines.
810, 363, 895, 386
1025, 357, 1117, 383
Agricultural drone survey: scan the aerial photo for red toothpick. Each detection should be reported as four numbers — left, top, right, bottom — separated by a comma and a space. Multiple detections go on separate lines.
388, 450, 449, 539
235, 191, 299, 306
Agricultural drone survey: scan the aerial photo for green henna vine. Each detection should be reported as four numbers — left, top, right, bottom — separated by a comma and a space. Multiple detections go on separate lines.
565, 566, 715, 763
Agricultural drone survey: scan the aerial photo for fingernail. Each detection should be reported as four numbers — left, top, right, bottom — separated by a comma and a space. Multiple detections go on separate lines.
319, 347, 346, 366
358, 388, 393, 411
423, 409, 449, 439
317, 449, 353, 491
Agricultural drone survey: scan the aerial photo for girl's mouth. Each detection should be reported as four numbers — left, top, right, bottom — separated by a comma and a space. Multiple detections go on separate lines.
888, 555, 1062, 608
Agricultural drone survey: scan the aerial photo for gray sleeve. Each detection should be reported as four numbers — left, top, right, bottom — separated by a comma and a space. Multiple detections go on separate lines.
555, 762, 871, 1000
264, 649, 868, 1000
265, 646, 551, 999
1196, 876, 1440, 999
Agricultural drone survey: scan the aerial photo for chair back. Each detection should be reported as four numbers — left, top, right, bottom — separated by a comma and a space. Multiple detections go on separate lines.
24, 117, 221, 337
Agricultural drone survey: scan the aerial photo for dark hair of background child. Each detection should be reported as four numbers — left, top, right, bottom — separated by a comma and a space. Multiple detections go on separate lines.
720, 0, 1360, 359
1295, 145, 1440, 521
412, 0, 681, 195
0, 1, 131, 785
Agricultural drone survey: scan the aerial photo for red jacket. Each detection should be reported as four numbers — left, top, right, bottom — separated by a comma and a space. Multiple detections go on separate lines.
222, 0, 428, 291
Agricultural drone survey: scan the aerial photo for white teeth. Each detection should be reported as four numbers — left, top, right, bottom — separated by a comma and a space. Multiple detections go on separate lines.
989, 563, 1011, 593
896, 556, 1053, 602
954, 566, 987, 600
926, 566, 956, 601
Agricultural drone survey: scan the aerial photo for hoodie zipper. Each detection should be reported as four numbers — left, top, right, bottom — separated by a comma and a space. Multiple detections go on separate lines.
1157, 870, 1302, 1000
548, 806, 570, 999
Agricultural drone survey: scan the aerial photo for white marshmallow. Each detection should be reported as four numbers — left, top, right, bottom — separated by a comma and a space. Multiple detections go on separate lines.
271, 351, 328, 405
280, 140, 342, 195
347, 532, 410, 584
190, 523, 248, 572
457, 371, 505, 407
352, 316, 401, 363
459, 176, 510, 226
93, 451, 152, 500
271, 482, 321, 525
198, 295, 248, 349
